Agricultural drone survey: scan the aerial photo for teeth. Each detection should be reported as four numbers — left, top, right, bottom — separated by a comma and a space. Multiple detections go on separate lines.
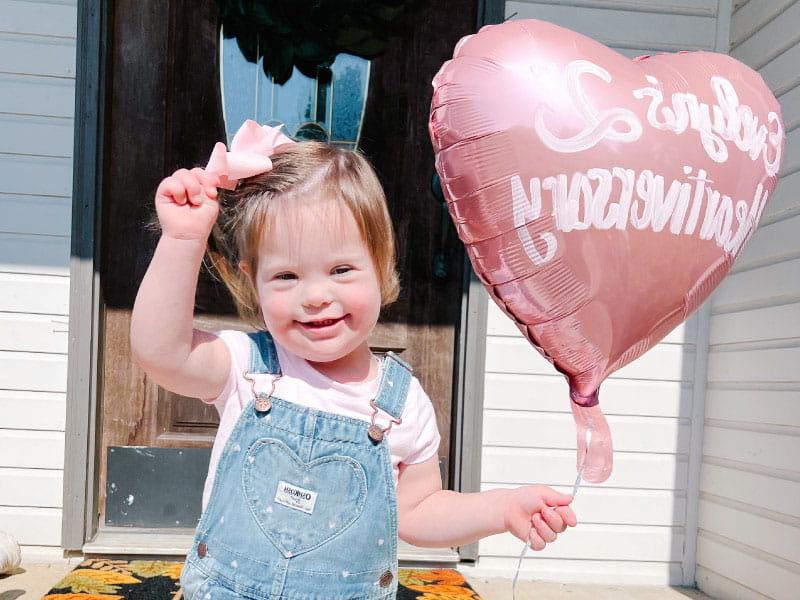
308, 318, 338, 326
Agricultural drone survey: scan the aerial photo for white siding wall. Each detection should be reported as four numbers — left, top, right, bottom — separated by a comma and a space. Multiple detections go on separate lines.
696, 2, 800, 599
470, 0, 728, 585
0, 0, 76, 554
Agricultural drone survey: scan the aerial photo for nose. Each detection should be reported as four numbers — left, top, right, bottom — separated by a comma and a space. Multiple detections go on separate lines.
301, 279, 333, 309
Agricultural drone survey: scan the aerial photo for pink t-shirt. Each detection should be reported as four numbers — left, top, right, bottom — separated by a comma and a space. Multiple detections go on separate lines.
200, 330, 441, 509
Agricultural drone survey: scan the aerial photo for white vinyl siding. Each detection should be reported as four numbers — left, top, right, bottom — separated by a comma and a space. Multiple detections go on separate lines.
696, 2, 800, 599
0, 0, 76, 551
472, 0, 729, 585
474, 303, 698, 585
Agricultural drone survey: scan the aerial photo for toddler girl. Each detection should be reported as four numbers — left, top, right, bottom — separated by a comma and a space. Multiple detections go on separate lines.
130, 120, 576, 599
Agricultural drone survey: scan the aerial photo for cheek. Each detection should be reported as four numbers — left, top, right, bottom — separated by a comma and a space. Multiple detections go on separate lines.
348, 282, 382, 321
259, 289, 292, 324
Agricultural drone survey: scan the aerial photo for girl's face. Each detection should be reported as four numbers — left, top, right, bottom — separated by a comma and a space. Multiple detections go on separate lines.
249, 201, 382, 373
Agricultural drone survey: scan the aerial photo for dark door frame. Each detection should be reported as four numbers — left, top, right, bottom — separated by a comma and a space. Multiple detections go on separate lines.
63, 0, 503, 554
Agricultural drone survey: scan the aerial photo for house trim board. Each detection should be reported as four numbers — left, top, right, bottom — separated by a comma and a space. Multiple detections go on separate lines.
680, 0, 732, 583
452, 267, 489, 562
62, 0, 106, 553
682, 302, 712, 586
452, 0, 502, 561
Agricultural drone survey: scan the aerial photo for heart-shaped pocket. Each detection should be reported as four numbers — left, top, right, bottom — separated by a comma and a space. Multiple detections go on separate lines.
242, 439, 367, 557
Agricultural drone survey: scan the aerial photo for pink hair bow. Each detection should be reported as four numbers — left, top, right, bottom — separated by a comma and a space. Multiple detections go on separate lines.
206, 120, 295, 190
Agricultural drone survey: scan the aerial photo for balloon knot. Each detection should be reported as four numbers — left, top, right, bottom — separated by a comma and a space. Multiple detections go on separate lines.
570, 389, 599, 407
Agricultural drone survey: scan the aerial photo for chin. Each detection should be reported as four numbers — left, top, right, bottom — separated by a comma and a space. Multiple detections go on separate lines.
296, 343, 353, 365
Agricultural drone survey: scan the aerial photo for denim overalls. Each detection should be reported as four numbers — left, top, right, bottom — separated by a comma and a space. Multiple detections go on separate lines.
180, 331, 411, 599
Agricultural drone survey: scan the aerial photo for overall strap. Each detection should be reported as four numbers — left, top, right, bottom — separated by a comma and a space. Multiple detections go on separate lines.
372, 351, 413, 420
246, 331, 282, 375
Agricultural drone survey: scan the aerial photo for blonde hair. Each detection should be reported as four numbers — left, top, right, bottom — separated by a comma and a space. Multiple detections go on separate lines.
207, 141, 400, 329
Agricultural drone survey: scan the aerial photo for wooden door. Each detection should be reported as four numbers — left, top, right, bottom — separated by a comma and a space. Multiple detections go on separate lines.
98, 0, 476, 529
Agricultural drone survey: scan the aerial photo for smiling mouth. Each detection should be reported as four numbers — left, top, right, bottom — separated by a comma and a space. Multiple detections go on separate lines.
299, 317, 345, 329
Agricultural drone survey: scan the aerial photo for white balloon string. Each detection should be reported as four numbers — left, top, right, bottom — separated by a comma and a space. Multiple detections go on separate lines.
512, 424, 593, 600
511, 527, 532, 600
573, 423, 593, 497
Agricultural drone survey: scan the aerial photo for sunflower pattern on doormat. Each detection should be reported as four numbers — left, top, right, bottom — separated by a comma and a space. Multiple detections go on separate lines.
397, 569, 481, 599
43, 559, 481, 599
42, 559, 183, 599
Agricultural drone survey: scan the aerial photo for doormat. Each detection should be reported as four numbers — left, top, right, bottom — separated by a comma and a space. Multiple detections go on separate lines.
42, 559, 481, 599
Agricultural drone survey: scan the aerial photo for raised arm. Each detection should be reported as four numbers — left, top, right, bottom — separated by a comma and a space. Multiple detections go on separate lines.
130, 168, 230, 399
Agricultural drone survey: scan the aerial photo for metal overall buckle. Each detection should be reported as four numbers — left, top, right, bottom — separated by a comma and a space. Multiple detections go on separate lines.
243, 371, 282, 413
367, 398, 402, 444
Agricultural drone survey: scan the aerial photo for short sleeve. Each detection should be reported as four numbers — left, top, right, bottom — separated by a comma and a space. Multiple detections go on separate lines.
201, 329, 249, 410
399, 378, 441, 465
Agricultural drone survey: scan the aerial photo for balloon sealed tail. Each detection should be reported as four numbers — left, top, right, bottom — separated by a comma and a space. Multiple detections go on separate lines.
569, 392, 613, 484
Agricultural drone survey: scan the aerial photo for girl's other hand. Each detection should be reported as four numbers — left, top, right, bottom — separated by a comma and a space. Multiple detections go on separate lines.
503, 485, 576, 550
155, 167, 221, 241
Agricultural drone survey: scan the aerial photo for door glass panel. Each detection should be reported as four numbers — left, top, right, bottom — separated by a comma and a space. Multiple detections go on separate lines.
330, 53, 370, 146
220, 34, 258, 142
220, 29, 370, 149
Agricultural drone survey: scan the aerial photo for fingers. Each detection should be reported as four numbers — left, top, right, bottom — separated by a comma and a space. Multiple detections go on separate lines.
540, 506, 566, 533
510, 515, 557, 550
156, 175, 189, 206
532, 513, 557, 543
526, 527, 546, 551
554, 505, 578, 528
190, 167, 220, 198
174, 169, 204, 206
157, 168, 219, 207
507, 487, 577, 552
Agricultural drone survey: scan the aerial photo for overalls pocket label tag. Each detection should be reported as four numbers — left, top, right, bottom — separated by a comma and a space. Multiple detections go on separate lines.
274, 480, 318, 514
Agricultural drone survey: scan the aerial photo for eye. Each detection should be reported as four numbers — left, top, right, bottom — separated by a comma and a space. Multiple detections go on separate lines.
274, 272, 297, 281
332, 265, 352, 276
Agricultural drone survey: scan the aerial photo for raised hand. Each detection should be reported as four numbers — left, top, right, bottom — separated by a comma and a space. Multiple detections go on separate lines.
503, 485, 576, 550
155, 167, 221, 241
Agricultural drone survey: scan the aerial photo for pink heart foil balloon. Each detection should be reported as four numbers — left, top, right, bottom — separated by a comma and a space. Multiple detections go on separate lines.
429, 20, 784, 483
